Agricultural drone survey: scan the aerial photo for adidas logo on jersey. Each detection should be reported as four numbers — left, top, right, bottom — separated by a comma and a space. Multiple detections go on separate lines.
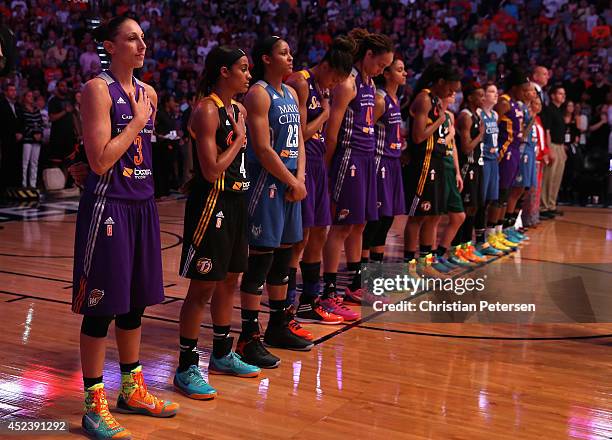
225, 120, 231, 126
117, 96, 127, 104
104, 217, 115, 225
215, 211, 224, 228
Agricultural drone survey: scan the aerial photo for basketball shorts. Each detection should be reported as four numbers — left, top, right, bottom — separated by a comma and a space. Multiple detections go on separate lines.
443, 161, 464, 213
375, 156, 405, 217
72, 193, 164, 316
329, 148, 378, 225
482, 158, 499, 202
498, 147, 520, 190
513, 147, 537, 189
247, 165, 302, 247
460, 162, 483, 209
403, 154, 445, 216
180, 188, 248, 281
302, 156, 332, 228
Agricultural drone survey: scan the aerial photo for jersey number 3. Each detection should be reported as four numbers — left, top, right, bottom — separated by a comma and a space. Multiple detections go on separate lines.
134, 135, 144, 166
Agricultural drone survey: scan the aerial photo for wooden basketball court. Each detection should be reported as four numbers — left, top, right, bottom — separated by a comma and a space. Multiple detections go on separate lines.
0, 200, 610, 439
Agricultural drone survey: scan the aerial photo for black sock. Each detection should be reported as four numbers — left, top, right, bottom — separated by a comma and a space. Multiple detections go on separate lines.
403, 250, 415, 262
361, 256, 369, 264
300, 261, 321, 302
178, 336, 198, 372
84, 376, 103, 390
436, 246, 447, 257
288, 267, 297, 292
212, 325, 231, 358
269, 299, 286, 325
503, 214, 514, 228
119, 361, 140, 374
347, 261, 361, 290
419, 244, 432, 258
240, 309, 259, 339
370, 252, 384, 262
322, 272, 337, 298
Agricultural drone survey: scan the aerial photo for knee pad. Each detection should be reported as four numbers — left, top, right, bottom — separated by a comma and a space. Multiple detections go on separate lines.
241, 252, 274, 294
81, 315, 114, 338
115, 307, 145, 330
371, 216, 394, 247
266, 247, 293, 286
361, 220, 379, 250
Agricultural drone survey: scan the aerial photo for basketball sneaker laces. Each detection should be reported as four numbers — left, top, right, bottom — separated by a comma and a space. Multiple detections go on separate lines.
88, 387, 120, 430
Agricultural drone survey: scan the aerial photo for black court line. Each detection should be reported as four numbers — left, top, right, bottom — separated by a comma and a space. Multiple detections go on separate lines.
519, 257, 612, 275
6, 295, 26, 303
356, 324, 612, 341
0, 289, 238, 333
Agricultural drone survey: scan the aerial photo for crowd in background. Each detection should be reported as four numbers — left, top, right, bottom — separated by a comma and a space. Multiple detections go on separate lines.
0, 0, 610, 204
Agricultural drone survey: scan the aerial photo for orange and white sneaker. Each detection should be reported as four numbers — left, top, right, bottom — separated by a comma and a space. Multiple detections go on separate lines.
116, 366, 179, 418
82, 383, 132, 439
286, 305, 314, 341
462, 244, 487, 264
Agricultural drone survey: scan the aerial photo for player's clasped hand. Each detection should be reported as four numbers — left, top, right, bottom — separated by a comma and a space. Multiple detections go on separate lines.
228, 111, 247, 146
129, 89, 152, 129
286, 179, 307, 202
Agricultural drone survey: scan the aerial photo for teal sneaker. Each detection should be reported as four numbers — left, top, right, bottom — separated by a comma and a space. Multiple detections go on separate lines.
477, 242, 503, 257
82, 383, 132, 439
173, 365, 217, 400
209, 351, 261, 377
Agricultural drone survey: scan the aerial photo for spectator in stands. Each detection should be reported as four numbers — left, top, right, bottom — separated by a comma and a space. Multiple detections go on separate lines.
0, 83, 21, 190
17, 89, 43, 188
541, 85, 567, 218
47, 80, 77, 170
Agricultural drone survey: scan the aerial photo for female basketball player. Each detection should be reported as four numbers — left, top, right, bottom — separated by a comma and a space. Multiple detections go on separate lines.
361, 58, 408, 264
174, 46, 260, 401
284, 36, 355, 324
73, 17, 178, 440
236, 36, 312, 369
322, 29, 394, 304
402, 63, 461, 275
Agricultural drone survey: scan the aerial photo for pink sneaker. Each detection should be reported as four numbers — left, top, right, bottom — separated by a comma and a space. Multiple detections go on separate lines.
361, 291, 390, 306
319, 297, 360, 321
343, 287, 363, 304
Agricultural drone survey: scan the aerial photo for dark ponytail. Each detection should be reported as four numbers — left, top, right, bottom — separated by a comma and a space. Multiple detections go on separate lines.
321, 36, 355, 76
374, 56, 401, 88
196, 45, 247, 98
413, 62, 460, 96
251, 36, 282, 83
348, 28, 393, 63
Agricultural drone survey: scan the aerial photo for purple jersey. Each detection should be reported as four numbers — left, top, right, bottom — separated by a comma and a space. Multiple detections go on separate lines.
83, 71, 155, 201
498, 94, 524, 161
336, 67, 376, 153
374, 89, 403, 159
299, 69, 326, 159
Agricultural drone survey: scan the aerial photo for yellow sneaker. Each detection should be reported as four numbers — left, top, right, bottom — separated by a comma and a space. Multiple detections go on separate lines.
496, 231, 518, 249
487, 234, 510, 252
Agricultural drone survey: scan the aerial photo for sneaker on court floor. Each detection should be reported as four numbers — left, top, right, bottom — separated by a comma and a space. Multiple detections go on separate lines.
209, 351, 260, 377
320, 296, 360, 321
487, 234, 511, 253
426, 254, 451, 273
173, 365, 217, 400
236, 334, 280, 369
436, 256, 461, 272
83, 383, 132, 439
285, 305, 314, 340
462, 243, 487, 263
343, 286, 363, 304
407, 259, 422, 279
116, 367, 179, 418
505, 228, 525, 242
496, 232, 518, 249
263, 321, 314, 351
477, 242, 503, 257
448, 247, 475, 267
417, 255, 448, 278
296, 300, 344, 325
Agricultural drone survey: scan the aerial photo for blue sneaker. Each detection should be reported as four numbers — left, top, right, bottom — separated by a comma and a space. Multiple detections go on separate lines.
430, 255, 451, 273
437, 256, 460, 271
209, 351, 261, 378
477, 242, 503, 257
173, 365, 217, 400
504, 228, 524, 242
